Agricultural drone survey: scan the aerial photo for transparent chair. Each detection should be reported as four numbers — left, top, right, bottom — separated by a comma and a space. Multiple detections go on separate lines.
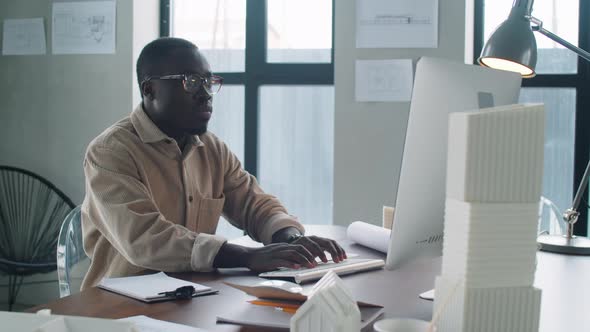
57, 205, 90, 297
0, 165, 75, 310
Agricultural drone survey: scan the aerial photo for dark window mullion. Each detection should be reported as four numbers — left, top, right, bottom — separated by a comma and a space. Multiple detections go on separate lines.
254, 64, 334, 84
244, 0, 267, 176
573, 0, 590, 235
215, 73, 245, 85
522, 74, 581, 88
473, 0, 485, 64
160, 0, 170, 37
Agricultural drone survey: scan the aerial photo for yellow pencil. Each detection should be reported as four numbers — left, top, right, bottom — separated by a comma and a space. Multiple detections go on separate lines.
248, 300, 300, 314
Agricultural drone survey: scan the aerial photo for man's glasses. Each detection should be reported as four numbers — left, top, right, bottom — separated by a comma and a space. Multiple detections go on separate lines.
142, 73, 223, 96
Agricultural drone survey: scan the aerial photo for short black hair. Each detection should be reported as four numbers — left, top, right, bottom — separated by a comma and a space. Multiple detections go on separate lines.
136, 37, 198, 98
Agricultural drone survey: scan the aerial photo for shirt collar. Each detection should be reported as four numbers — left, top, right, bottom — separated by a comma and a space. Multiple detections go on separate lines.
130, 103, 204, 148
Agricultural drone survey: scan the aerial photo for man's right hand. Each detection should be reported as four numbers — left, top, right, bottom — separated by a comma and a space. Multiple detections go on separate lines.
213, 242, 318, 271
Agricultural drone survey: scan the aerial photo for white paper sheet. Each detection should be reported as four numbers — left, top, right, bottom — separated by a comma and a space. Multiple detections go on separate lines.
355, 59, 414, 102
2, 18, 47, 55
119, 316, 205, 332
356, 0, 438, 48
52, 1, 116, 54
346, 221, 391, 253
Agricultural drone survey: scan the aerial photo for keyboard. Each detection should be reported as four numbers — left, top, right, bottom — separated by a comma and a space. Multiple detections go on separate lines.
259, 258, 385, 283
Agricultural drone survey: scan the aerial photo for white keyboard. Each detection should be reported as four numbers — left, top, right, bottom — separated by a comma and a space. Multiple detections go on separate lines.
259, 258, 385, 283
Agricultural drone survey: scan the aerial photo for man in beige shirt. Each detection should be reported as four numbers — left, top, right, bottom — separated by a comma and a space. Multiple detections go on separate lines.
81, 37, 346, 290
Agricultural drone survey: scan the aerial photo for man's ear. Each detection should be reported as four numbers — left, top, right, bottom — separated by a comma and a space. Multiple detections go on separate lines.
141, 81, 155, 100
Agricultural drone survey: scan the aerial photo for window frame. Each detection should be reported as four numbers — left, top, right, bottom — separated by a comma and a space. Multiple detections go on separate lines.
474, 0, 590, 235
160, 0, 335, 177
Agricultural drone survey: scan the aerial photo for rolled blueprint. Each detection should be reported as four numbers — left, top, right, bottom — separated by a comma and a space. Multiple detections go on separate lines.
346, 221, 391, 254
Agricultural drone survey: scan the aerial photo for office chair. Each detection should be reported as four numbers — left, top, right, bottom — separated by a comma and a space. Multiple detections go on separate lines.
0, 165, 75, 310
57, 205, 90, 298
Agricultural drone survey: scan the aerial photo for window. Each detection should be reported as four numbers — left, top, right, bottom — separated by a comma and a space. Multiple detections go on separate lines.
163, 0, 335, 235
475, 0, 590, 235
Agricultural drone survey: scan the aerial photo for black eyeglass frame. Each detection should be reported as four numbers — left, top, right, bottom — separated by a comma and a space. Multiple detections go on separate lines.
142, 73, 224, 96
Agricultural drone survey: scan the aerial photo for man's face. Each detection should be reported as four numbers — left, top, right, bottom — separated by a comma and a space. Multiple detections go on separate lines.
151, 48, 213, 136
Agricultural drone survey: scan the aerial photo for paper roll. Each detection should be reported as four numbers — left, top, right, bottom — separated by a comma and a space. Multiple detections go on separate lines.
346, 221, 391, 254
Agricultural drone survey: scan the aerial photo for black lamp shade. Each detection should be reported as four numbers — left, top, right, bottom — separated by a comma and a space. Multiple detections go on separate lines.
478, 6, 538, 78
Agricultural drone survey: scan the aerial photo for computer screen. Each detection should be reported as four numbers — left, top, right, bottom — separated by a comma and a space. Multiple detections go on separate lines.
385, 57, 522, 269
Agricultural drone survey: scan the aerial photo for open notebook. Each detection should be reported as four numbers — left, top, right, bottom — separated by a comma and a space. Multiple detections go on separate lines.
98, 272, 217, 302
259, 258, 385, 283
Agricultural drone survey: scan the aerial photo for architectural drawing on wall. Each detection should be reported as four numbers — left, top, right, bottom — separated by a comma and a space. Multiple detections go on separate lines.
355, 59, 414, 102
2, 18, 47, 55
356, 0, 438, 48
52, 1, 116, 54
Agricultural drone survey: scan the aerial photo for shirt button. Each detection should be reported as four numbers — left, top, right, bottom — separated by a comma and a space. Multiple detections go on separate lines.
188, 195, 193, 202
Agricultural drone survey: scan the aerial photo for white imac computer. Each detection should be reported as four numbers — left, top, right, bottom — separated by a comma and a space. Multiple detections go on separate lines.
385, 57, 522, 270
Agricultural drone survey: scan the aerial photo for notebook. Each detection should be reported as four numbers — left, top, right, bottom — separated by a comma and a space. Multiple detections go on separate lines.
98, 272, 217, 302
258, 258, 385, 283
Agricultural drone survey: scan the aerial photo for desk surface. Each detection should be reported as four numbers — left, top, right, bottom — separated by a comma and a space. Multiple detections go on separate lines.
28, 225, 590, 331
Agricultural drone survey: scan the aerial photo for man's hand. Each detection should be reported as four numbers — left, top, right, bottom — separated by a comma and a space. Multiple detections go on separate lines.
213, 242, 318, 272
213, 227, 347, 272
290, 235, 347, 263
271, 227, 347, 263
243, 243, 319, 272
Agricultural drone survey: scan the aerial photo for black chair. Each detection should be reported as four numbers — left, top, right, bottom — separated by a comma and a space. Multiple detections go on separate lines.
0, 166, 74, 310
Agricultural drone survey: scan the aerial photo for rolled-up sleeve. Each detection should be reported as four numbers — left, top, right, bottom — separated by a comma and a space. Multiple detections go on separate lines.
83, 144, 226, 273
218, 141, 305, 244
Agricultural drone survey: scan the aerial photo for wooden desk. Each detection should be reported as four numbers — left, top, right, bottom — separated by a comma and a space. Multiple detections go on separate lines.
28, 225, 590, 331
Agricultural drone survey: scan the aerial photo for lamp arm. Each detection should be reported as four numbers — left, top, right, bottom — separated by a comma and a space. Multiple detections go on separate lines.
570, 161, 590, 217
526, 15, 590, 63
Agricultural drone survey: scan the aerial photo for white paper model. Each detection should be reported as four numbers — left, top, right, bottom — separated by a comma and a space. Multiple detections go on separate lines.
433, 104, 544, 332
290, 270, 361, 332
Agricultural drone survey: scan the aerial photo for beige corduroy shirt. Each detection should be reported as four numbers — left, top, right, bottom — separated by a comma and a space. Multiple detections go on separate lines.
80, 104, 304, 290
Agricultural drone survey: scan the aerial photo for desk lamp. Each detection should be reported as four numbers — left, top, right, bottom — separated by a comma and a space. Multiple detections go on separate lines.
478, 0, 590, 254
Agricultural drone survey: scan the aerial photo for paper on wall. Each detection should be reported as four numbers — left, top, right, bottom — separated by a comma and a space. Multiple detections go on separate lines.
355, 59, 414, 102
2, 18, 47, 55
52, 1, 116, 54
356, 0, 438, 48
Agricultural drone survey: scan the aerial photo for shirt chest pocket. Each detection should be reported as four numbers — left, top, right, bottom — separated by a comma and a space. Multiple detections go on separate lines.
195, 195, 225, 234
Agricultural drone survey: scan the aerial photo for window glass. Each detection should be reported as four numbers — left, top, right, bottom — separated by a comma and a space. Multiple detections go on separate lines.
484, 0, 578, 74
519, 88, 576, 234
207, 85, 245, 239
171, 0, 246, 72
208, 85, 245, 163
266, 0, 332, 63
259, 86, 334, 225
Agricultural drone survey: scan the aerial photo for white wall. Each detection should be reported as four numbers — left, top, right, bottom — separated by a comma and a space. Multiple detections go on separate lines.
0, 0, 158, 311
333, 0, 474, 226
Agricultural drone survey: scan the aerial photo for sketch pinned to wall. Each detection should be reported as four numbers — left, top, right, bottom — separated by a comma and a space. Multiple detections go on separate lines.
2, 18, 47, 55
356, 0, 438, 48
355, 59, 414, 102
52, 1, 116, 54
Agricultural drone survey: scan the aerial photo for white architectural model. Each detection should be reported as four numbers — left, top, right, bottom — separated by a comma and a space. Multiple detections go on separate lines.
290, 271, 361, 332
434, 104, 544, 332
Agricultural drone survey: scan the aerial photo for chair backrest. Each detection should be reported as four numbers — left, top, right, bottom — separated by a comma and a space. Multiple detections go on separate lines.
57, 205, 90, 298
0, 166, 75, 274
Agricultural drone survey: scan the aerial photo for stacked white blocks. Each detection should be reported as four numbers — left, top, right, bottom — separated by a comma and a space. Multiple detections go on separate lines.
290, 271, 360, 332
434, 104, 545, 332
